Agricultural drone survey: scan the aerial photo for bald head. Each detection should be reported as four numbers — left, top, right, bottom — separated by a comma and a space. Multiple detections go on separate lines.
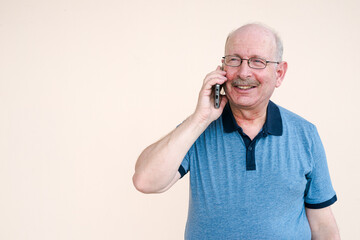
225, 23, 283, 61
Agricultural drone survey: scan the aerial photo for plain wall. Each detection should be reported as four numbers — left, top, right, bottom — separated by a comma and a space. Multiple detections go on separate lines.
1, 0, 359, 239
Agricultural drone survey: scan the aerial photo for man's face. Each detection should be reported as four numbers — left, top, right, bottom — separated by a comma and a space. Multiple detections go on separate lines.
223, 27, 285, 111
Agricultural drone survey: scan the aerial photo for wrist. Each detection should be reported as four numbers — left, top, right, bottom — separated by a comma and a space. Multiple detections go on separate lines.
188, 112, 212, 132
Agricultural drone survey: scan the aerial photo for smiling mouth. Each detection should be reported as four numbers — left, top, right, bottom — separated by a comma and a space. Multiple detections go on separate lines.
235, 85, 256, 90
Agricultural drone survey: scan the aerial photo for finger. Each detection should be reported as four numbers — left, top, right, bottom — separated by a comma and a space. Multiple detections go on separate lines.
204, 66, 226, 79
204, 69, 227, 83
203, 75, 227, 90
217, 65, 226, 75
205, 73, 227, 82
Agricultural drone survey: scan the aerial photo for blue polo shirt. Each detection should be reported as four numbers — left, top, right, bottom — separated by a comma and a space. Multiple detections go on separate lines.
178, 101, 337, 239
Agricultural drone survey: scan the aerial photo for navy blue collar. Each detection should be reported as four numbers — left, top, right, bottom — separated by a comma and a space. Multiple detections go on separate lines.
222, 100, 283, 136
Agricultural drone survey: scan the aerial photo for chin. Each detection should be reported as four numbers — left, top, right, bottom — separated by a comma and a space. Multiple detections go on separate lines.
229, 100, 254, 109
229, 94, 254, 105
229, 96, 266, 110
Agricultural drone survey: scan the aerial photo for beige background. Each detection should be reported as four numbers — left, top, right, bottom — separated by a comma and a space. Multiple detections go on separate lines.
1, 0, 359, 239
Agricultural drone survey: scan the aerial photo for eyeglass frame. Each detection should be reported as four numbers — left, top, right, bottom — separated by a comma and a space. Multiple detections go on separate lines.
222, 55, 280, 69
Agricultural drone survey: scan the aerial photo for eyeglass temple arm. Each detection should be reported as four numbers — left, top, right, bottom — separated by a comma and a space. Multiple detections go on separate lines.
266, 60, 280, 64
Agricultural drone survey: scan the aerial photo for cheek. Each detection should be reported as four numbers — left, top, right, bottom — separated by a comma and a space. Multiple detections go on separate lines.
224, 65, 235, 75
224, 69, 238, 80
223, 81, 234, 96
256, 71, 276, 85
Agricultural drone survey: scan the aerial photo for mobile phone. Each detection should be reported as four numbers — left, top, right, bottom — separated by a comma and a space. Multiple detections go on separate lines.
214, 66, 224, 109
214, 84, 221, 109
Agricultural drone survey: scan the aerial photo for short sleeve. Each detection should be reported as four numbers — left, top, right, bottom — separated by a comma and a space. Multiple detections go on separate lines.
178, 150, 190, 179
175, 122, 191, 179
304, 125, 337, 209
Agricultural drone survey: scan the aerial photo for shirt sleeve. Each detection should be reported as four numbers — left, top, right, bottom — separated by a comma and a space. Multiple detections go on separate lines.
175, 121, 191, 179
304, 125, 337, 209
178, 150, 190, 179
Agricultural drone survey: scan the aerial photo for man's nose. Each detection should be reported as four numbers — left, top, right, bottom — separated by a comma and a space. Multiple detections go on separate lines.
236, 60, 252, 79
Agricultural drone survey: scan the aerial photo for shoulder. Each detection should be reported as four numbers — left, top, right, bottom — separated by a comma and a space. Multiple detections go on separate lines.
199, 116, 225, 141
276, 104, 321, 145
187, 115, 224, 148
276, 104, 327, 166
277, 104, 316, 130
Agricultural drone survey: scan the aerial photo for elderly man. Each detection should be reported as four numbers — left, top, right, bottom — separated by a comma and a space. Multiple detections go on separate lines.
133, 23, 340, 239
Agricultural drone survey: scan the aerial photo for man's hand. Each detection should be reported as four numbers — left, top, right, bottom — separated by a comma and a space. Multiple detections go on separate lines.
193, 66, 228, 127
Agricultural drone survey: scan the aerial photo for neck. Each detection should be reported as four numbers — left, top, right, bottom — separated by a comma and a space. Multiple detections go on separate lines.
229, 101, 269, 140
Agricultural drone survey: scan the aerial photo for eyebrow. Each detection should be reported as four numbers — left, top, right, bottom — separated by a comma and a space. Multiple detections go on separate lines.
252, 54, 265, 59
228, 53, 266, 59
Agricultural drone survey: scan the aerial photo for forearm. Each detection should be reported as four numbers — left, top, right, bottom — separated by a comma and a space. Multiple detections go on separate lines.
133, 113, 209, 193
306, 207, 340, 240
310, 226, 340, 240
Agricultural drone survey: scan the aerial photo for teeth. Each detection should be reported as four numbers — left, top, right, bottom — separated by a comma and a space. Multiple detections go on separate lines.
236, 86, 253, 90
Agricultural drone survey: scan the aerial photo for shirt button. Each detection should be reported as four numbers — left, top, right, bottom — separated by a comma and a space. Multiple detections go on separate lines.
248, 146, 252, 151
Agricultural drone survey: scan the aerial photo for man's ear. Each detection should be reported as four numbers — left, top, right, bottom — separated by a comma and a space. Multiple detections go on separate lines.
275, 61, 287, 88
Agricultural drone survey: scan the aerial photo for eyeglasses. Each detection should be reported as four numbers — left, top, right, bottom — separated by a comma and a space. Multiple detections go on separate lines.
222, 55, 279, 69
